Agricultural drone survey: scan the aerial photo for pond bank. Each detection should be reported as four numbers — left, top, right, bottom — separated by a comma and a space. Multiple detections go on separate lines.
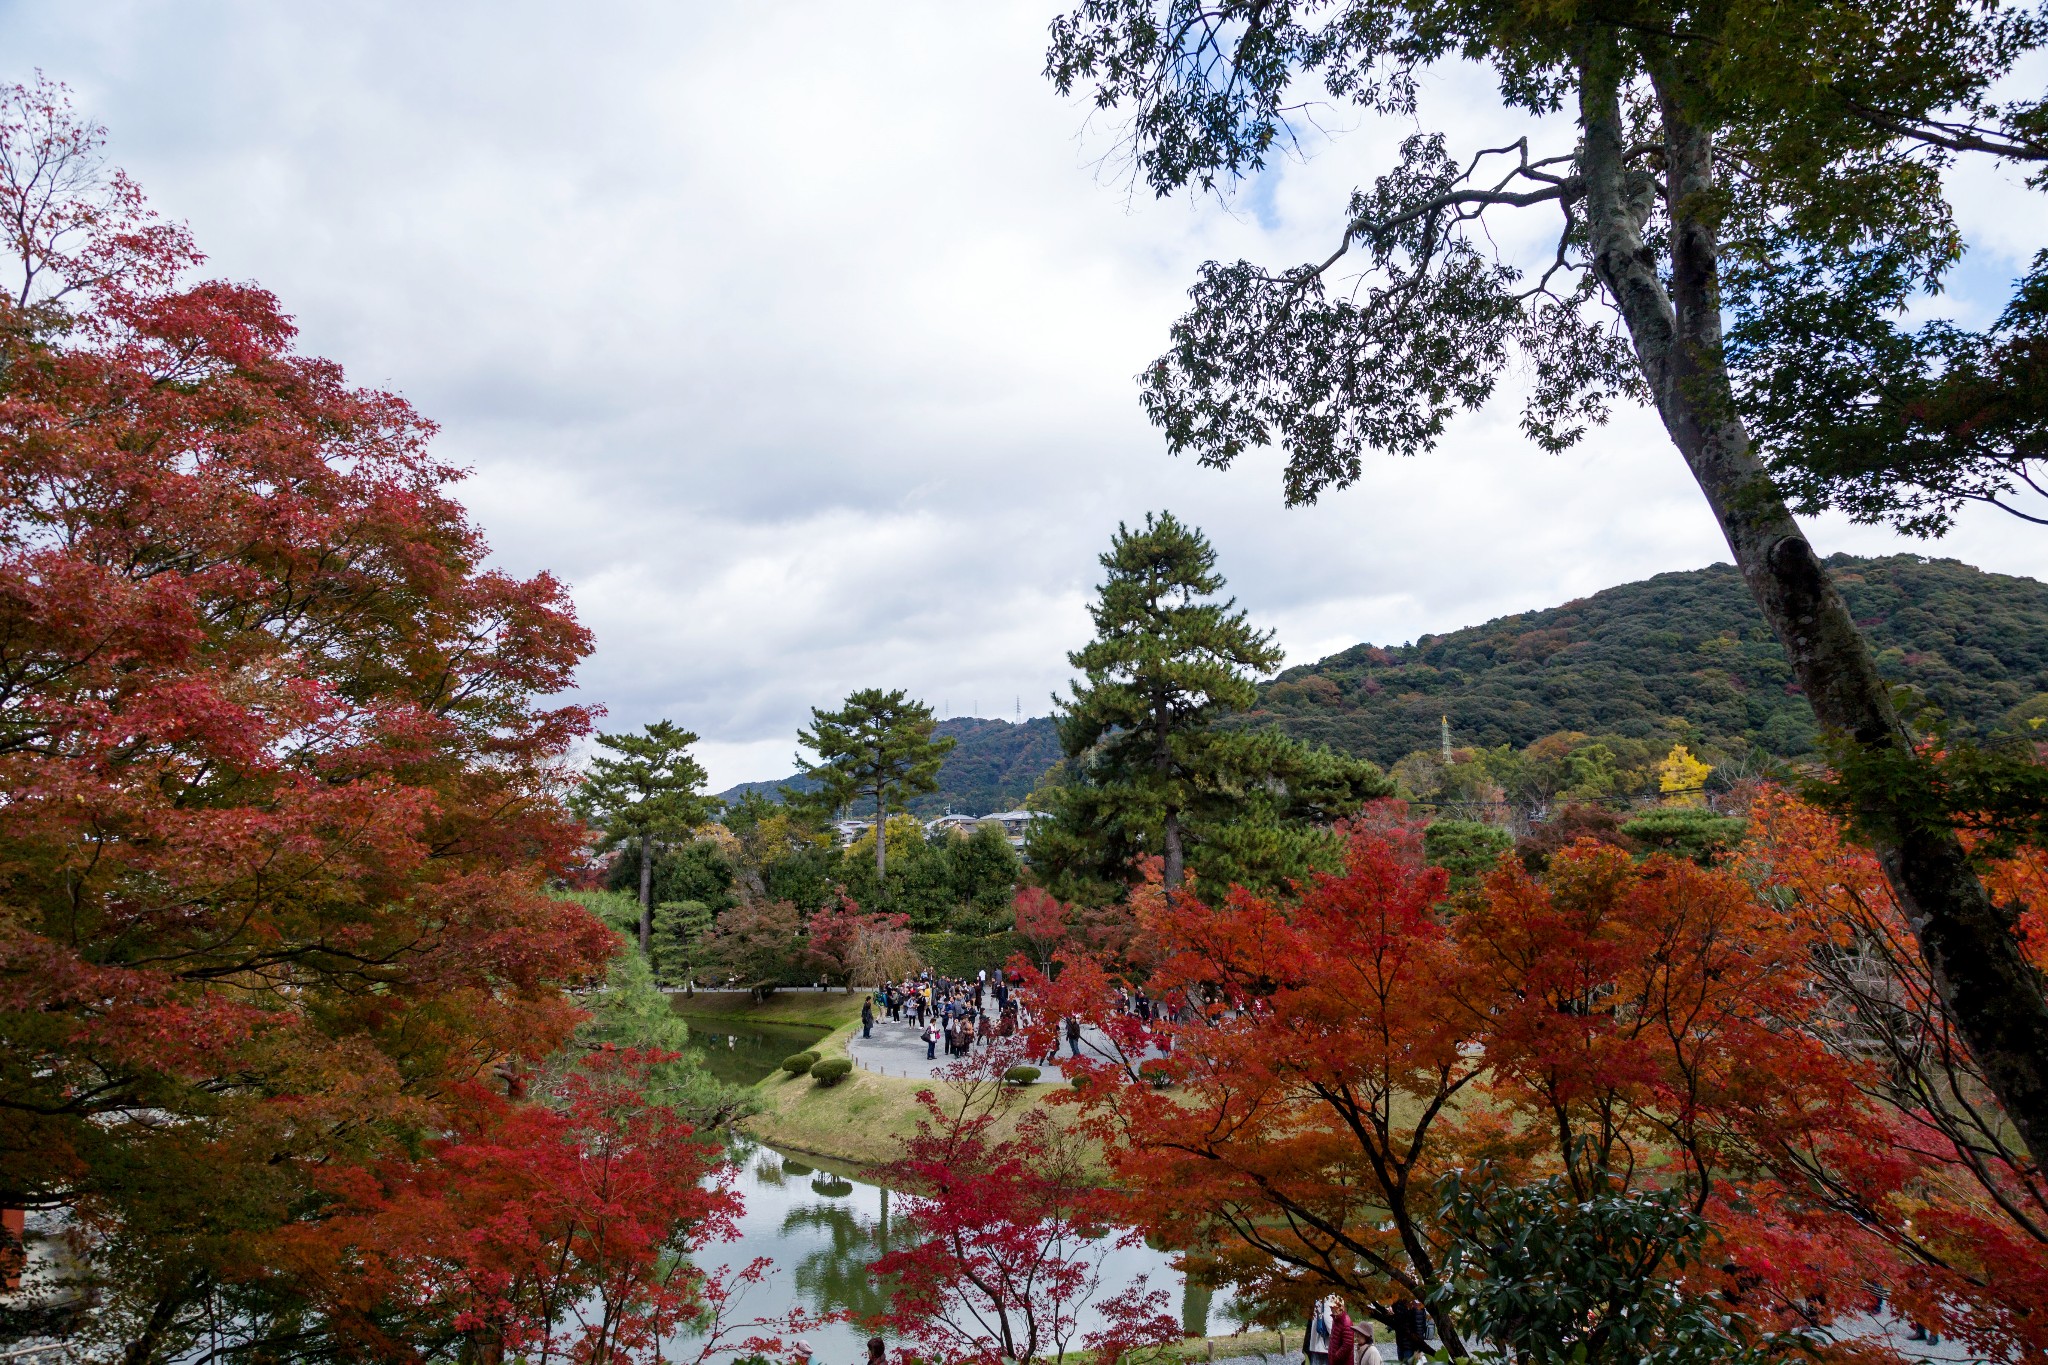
671, 989, 1076, 1169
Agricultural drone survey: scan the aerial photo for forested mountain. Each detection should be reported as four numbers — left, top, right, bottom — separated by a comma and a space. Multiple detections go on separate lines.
721, 556, 2048, 816
718, 715, 1060, 816
1248, 555, 2048, 767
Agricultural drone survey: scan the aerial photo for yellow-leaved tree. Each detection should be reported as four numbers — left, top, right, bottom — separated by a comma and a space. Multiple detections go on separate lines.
1658, 744, 1712, 806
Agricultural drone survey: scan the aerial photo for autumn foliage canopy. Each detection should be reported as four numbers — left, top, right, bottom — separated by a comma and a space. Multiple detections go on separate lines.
0, 79, 772, 1364
1021, 794, 2048, 1362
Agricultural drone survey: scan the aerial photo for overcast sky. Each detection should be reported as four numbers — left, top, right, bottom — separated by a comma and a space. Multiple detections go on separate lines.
7, 2, 2044, 789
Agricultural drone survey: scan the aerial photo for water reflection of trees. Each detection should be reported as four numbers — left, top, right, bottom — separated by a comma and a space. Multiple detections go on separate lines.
783, 1192, 894, 1322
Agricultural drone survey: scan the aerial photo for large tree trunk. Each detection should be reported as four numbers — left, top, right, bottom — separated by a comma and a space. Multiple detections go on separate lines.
876, 788, 888, 881
121, 1276, 195, 1365
1577, 36, 2048, 1160
1162, 807, 1184, 891
637, 836, 653, 956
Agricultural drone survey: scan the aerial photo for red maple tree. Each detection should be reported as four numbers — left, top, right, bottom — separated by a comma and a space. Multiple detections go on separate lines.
1018, 805, 2000, 1354
805, 895, 913, 990
1734, 790, 2048, 1358
0, 77, 630, 1359
279, 1046, 824, 1365
869, 1053, 1182, 1365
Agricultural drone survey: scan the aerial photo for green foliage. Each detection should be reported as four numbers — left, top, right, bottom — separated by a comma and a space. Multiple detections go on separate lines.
797, 688, 955, 873
571, 723, 717, 952
1619, 808, 1750, 867
1436, 1165, 1790, 1365
570, 721, 715, 852
809, 1058, 853, 1086
1038, 512, 1389, 898
649, 900, 713, 990
1004, 1065, 1042, 1086
605, 838, 738, 916
909, 931, 1030, 980
1421, 820, 1514, 891
950, 822, 1024, 920
552, 888, 642, 939
840, 820, 1023, 933
1043, 0, 2041, 538
1248, 557, 2048, 767
1810, 732, 2048, 858
549, 913, 752, 1129
781, 1051, 820, 1076
762, 842, 838, 912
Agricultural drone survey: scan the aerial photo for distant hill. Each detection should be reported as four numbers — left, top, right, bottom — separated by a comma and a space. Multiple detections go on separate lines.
716, 557, 2048, 815
717, 715, 1061, 817
1246, 554, 2048, 766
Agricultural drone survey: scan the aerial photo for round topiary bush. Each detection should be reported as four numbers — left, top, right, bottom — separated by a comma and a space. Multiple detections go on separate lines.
1003, 1065, 1042, 1086
810, 1058, 852, 1086
1070, 1072, 1091, 1090
781, 1051, 820, 1076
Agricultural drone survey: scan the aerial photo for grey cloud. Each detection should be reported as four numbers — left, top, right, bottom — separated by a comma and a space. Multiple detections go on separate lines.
6, 1, 2043, 787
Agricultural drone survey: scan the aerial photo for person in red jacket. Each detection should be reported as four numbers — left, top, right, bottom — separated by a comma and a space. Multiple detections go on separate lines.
1328, 1300, 1356, 1365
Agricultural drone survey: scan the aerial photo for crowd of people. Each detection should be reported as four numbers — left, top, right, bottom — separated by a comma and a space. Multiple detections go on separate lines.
1304, 1295, 1434, 1365
859, 969, 1035, 1061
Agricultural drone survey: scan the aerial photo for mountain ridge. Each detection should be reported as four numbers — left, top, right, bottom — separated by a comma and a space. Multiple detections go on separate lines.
1247, 553, 2048, 767
717, 554, 2048, 813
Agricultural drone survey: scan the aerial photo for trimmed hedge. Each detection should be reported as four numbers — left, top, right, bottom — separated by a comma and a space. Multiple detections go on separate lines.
810, 1058, 853, 1086
909, 931, 1031, 980
1003, 1065, 1041, 1086
781, 1051, 820, 1076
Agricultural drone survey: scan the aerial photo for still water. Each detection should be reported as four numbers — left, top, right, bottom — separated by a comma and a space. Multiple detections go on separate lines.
689, 1138, 1236, 1365
676, 1016, 833, 1088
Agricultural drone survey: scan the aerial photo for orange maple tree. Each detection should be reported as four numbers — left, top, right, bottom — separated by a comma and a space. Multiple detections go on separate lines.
1735, 791, 2048, 1358
1020, 797, 2048, 1356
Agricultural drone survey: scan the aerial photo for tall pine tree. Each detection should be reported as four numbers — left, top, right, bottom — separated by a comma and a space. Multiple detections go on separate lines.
798, 688, 954, 881
1038, 512, 1385, 897
571, 721, 715, 954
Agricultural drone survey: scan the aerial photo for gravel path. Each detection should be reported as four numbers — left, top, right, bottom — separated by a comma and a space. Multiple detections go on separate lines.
845, 1010, 1156, 1081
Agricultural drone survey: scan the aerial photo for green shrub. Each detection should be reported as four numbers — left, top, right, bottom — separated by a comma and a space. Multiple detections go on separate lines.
810, 1057, 853, 1086
1139, 1061, 1173, 1090
1618, 807, 1748, 866
909, 931, 1030, 979
1070, 1073, 1091, 1090
1004, 1065, 1042, 1086
781, 1051, 820, 1076
1423, 819, 1515, 891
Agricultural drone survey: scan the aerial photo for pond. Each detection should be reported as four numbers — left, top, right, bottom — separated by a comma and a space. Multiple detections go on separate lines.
686, 1137, 1240, 1365
676, 1014, 833, 1087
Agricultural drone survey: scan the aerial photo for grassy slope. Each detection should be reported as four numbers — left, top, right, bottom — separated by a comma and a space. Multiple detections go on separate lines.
729, 996, 1080, 1170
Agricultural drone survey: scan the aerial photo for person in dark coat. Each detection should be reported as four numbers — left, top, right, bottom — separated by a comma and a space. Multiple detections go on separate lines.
1387, 1298, 1428, 1362
861, 998, 874, 1039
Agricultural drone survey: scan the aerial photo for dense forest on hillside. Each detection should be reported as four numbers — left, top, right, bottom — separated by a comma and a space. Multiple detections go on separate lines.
719, 715, 1060, 816
1247, 555, 2048, 766
723, 557, 2048, 817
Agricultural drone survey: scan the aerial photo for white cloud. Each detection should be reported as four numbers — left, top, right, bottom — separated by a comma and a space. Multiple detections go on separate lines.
8, 1, 2043, 787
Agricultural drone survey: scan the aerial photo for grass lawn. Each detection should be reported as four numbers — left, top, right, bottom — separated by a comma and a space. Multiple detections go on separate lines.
668, 987, 867, 1030
736, 1004, 1086, 1170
